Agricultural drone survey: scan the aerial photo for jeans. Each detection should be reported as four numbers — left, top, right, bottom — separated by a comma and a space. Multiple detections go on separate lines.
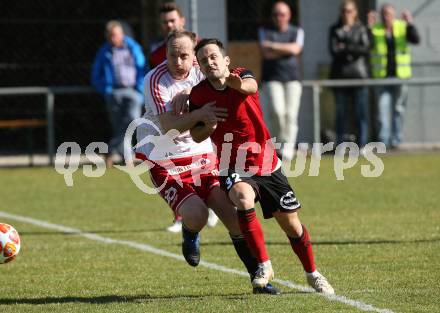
375, 85, 408, 147
334, 87, 369, 147
261, 80, 302, 160
105, 88, 143, 158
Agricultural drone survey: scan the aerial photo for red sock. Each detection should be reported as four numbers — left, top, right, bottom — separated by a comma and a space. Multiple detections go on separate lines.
288, 224, 316, 273
174, 213, 182, 221
237, 209, 269, 263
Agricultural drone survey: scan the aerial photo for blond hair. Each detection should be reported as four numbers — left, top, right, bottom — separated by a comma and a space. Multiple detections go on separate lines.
105, 20, 123, 35
166, 30, 197, 47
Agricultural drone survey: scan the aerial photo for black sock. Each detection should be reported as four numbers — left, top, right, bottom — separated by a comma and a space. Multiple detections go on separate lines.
230, 233, 259, 281
182, 223, 198, 240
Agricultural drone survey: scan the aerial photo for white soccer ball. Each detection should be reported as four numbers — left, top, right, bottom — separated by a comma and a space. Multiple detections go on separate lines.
0, 223, 21, 264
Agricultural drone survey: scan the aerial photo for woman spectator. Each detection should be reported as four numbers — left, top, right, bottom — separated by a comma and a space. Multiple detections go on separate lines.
329, 0, 370, 150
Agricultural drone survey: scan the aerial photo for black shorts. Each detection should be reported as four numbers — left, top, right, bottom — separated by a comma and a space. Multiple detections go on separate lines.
220, 167, 301, 219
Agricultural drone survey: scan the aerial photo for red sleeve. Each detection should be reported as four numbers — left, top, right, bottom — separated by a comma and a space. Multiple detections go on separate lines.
189, 88, 201, 112
149, 44, 167, 68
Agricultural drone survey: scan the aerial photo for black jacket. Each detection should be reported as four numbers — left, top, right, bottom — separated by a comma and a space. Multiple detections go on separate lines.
329, 21, 370, 79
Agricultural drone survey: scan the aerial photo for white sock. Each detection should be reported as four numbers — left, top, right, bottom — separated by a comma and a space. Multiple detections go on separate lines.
260, 260, 272, 268
306, 270, 320, 278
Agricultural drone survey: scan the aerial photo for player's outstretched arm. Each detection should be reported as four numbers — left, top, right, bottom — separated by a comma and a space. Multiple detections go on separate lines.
158, 111, 204, 133
189, 102, 227, 142
159, 101, 226, 134
225, 73, 258, 95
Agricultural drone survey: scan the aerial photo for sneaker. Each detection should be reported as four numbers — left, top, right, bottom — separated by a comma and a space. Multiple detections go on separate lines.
207, 209, 219, 228
166, 220, 182, 233
182, 227, 200, 267
306, 271, 335, 295
252, 262, 274, 288
253, 283, 281, 295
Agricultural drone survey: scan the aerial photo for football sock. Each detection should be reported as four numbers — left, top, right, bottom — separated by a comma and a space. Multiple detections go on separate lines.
174, 213, 183, 221
288, 224, 316, 273
230, 233, 259, 280
237, 208, 269, 263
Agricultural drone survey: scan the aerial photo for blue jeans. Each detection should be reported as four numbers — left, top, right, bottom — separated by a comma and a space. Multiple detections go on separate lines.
105, 88, 143, 158
334, 87, 369, 147
375, 85, 408, 147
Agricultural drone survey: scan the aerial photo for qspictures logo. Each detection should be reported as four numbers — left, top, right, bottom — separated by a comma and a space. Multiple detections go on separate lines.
55, 117, 386, 194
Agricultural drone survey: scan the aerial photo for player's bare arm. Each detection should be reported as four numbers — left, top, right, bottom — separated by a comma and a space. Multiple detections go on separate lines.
190, 102, 228, 143
158, 111, 201, 133
190, 120, 216, 143
159, 101, 226, 133
171, 87, 192, 114
225, 73, 258, 95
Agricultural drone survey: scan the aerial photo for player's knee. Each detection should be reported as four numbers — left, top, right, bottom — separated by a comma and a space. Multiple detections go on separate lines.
180, 205, 209, 229
192, 205, 209, 225
233, 194, 255, 210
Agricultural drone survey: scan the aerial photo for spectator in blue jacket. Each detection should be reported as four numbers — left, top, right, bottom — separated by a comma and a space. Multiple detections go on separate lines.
91, 20, 147, 167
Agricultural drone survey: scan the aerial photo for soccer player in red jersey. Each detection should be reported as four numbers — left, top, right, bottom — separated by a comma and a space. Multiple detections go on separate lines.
189, 38, 335, 294
138, 31, 280, 295
149, 3, 186, 69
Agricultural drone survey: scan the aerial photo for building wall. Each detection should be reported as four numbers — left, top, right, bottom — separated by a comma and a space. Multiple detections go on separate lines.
298, 0, 341, 143
175, 0, 227, 44
176, 0, 439, 145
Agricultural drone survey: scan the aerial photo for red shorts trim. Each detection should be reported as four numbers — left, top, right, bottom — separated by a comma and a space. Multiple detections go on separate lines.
144, 153, 220, 213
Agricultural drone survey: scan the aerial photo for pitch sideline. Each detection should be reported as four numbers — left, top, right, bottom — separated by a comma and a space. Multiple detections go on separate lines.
0, 210, 395, 313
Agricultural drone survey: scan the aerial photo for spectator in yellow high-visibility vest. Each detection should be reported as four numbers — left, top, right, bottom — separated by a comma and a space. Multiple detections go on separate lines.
368, 4, 420, 148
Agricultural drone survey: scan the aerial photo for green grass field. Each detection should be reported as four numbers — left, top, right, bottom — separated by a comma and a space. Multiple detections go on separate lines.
0, 154, 439, 313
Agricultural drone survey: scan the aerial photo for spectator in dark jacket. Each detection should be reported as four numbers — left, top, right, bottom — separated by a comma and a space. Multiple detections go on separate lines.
329, 0, 370, 150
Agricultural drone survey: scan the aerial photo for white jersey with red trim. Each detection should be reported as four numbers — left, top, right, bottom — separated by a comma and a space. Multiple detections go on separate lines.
137, 61, 213, 161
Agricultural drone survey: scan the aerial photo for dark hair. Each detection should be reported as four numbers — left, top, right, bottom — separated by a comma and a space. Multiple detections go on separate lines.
159, 2, 183, 17
166, 30, 197, 47
194, 38, 226, 56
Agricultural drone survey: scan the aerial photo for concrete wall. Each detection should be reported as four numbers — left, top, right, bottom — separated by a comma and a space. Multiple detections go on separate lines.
298, 0, 341, 143
175, 0, 227, 44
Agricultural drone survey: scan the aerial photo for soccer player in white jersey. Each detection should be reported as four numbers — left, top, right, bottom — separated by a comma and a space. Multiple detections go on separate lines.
136, 30, 280, 294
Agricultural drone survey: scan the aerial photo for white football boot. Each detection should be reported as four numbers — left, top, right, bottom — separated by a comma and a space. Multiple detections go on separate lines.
207, 209, 219, 228
306, 271, 335, 295
166, 220, 182, 233
252, 261, 274, 288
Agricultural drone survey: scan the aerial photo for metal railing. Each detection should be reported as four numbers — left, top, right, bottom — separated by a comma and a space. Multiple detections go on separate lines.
302, 77, 440, 144
0, 86, 94, 165
1, 77, 440, 165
